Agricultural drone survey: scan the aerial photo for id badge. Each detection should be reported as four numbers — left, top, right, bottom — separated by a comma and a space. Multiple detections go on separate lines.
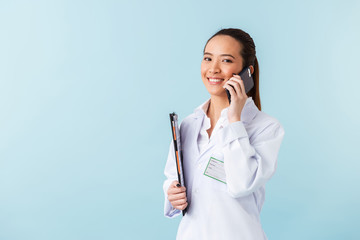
203, 157, 226, 184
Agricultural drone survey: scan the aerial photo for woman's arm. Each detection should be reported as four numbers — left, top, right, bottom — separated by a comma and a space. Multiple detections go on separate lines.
220, 120, 285, 198
222, 74, 285, 198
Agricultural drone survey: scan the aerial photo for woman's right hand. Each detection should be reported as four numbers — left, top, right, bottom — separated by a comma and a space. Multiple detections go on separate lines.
167, 180, 188, 210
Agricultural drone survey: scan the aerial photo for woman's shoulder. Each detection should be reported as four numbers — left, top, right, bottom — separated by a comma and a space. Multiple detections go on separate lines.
179, 112, 198, 129
244, 98, 283, 131
249, 110, 285, 141
253, 110, 282, 127
179, 99, 208, 129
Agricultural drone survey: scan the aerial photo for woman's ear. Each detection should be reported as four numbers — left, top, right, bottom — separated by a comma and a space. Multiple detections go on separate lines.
249, 65, 254, 74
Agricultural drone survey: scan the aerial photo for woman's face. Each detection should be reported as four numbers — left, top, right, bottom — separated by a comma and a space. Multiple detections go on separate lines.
201, 35, 244, 98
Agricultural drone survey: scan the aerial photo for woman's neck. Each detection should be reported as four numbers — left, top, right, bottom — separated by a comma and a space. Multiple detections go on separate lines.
207, 95, 229, 120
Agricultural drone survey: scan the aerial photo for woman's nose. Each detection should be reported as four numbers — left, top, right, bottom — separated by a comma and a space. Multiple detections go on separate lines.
208, 61, 220, 74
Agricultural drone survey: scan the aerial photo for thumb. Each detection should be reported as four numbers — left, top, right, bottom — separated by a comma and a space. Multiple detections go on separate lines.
171, 180, 181, 188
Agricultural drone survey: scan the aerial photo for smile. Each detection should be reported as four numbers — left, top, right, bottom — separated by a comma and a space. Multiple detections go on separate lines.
208, 78, 224, 85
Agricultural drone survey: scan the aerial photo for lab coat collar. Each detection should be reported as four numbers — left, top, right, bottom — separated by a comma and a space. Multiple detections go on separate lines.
193, 97, 258, 124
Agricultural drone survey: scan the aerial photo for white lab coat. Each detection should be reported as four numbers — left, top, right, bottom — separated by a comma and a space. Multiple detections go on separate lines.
163, 97, 285, 240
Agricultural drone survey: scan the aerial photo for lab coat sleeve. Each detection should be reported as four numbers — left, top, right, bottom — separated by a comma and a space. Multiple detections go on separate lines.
220, 120, 285, 198
163, 142, 181, 218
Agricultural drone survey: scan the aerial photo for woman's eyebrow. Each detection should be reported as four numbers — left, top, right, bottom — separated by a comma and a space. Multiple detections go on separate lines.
204, 52, 235, 59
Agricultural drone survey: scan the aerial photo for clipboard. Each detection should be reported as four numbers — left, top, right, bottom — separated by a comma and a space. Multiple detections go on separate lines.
169, 112, 187, 216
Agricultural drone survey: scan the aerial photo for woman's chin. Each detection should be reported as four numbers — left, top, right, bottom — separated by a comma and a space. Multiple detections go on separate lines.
207, 89, 227, 98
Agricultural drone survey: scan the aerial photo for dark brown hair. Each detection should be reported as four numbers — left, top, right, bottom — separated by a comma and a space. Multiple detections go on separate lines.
204, 28, 261, 110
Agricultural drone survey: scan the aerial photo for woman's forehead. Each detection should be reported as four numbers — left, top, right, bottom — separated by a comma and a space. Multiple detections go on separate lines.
205, 35, 242, 56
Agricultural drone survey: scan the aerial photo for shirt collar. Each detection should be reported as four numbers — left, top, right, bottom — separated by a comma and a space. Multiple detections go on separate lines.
193, 97, 258, 124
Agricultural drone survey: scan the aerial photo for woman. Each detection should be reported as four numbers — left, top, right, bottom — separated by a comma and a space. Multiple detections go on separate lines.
163, 28, 285, 240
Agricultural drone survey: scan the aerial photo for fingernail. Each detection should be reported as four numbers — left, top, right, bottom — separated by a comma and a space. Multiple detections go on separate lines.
176, 184, 181, 187
232, 73, 236, 76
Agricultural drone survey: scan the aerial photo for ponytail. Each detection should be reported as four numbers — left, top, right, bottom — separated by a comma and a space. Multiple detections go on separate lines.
248, 57, 261, 110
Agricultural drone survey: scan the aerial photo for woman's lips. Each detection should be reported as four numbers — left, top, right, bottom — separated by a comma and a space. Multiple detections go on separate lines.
208, 78, 224, 85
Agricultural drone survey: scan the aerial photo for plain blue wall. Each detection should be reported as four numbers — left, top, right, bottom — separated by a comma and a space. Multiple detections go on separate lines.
1, 0, 359, 239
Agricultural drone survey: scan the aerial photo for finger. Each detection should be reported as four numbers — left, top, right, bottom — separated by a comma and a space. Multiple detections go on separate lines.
172, 197, 187, 207
171, 180, 180, 187
227, 79, 242, 97
168, 192, 187, 202
173, 182, 186, 190
176, 202, 188, 210
225, 75, 240, 85
232, 73, 241, 79
168, 186, 186, 195
232, 78, 246, 96
168, 190, 186, 199
168, 190, 186, 200
168, 181, 185, 192
223, 84, 236, 97
170, 184, 186, 192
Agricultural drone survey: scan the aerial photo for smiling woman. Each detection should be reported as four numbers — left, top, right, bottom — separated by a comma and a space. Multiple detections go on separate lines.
163, 28, 285, 240
202, 28, 261, 111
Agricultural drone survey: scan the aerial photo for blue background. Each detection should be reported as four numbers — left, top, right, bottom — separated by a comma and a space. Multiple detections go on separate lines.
1, 0, 359, 239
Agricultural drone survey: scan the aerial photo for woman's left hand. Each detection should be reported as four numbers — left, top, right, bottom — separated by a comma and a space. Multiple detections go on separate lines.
223, 74, 248, 123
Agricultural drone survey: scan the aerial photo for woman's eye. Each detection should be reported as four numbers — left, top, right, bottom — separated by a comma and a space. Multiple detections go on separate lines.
204, 57, 211, 61
223, 59, 233, 63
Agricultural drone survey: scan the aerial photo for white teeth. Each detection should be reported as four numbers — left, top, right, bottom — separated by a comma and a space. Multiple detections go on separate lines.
208, 78, 223, 82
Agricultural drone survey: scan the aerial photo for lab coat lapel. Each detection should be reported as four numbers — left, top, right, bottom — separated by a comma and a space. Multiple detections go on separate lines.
190, 112, 204, 157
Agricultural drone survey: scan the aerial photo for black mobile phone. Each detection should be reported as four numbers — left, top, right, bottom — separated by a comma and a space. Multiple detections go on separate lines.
225, 66, 254, 103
